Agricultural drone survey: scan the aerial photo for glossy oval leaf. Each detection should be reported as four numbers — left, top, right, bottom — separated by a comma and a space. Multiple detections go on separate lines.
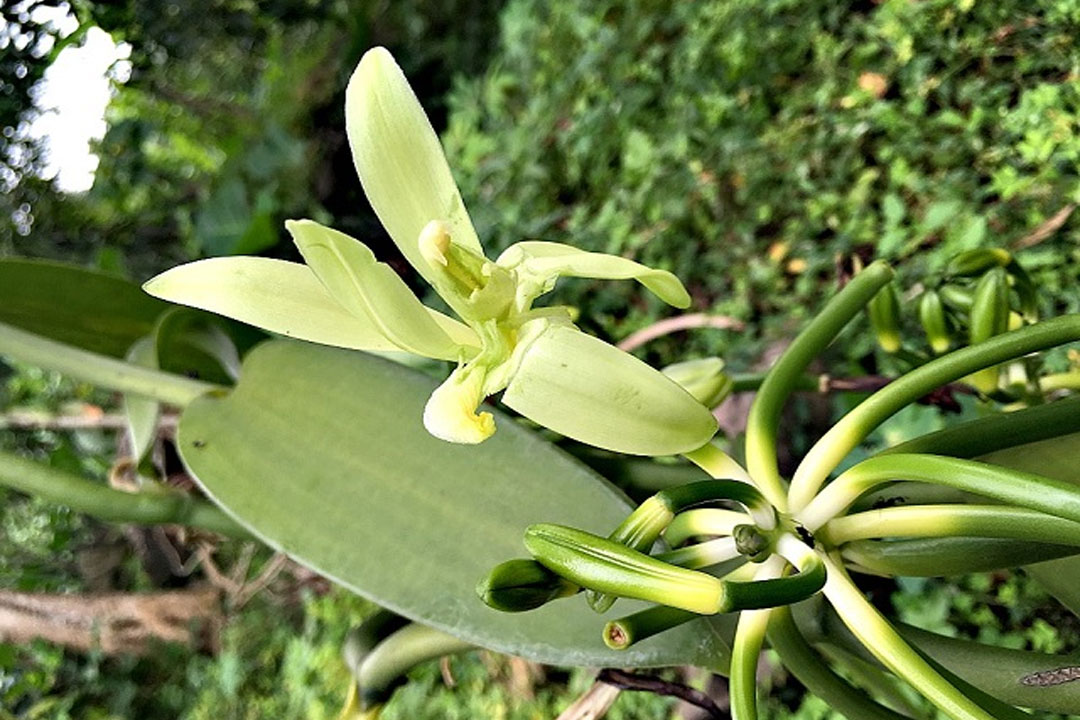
0, 258, 168, 357
979, 431, 1080, 623
154, 307, 242, 385
177, 340, 735, 668
122, 336, 161, 464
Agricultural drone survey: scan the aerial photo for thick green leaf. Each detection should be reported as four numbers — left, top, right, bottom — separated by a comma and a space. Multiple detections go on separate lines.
979, 431, 1080, 622
123, 336, 161, 464
1025, 555, 1080, 620
0, 258, 168, 357
154, 307, 242, 385
177, 340, 735, 667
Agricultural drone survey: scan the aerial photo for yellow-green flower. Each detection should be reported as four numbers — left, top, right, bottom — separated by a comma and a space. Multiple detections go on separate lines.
144, 47, 716, 455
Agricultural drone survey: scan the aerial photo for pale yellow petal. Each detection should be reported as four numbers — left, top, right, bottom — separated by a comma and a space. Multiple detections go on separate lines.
501, 326, 717, 455
346, 47, 482, 288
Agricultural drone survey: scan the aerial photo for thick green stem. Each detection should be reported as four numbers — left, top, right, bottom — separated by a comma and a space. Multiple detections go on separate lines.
822, 504, 1080, 547
745, 261, 894, 511
683, 443, 774, 529
356, 623, 473, 707
884, 394, 1080, 458
790, 315, 1080, 510
840, 537, 1079, 576
654, 537, 740, 570
800, 453, 1080, 531
821, 554, 996, 720
0, 449, 248, 537
604, 605, 699, 649
664, 508, 749, 547
731, 372, 819, 393
0, 321, 221, 406
723, 534, 826, 611
590, 476, 768, 613
1040, 372, 1080, 392
730, 558, 782, 720
767, 606, 912, 720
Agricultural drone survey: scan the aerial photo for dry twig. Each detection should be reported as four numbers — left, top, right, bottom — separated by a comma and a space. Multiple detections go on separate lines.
617, 314, 744, 352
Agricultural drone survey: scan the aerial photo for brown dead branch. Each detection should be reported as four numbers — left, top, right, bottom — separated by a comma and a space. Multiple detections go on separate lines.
0, 587, 222, 655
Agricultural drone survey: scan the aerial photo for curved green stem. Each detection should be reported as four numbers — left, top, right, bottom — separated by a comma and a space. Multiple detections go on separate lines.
343, 611, 411, 676
821, 554, 996, 720
800, 453, 1080, 531
730, 558, 783, 720
356, 623, 474, 707
745, 261, 894, 511
767, 606, 913, 720
0, 321, 221, 406
1040, 372, 1080, 392
0, 448, 248, 537
840, 537, 1079, 576
814, 604, 1080, 715
654, 536, 740, 570
724, 534, 826, 610
822, 504, 1080, 546
603, 605, 700, 649
590, 476, 768, 612
790, 315, 1080, 510
884, 394, 1080, 458
683, 443, 774, 529
850, 482, 978, 511
664, 508, 749, 547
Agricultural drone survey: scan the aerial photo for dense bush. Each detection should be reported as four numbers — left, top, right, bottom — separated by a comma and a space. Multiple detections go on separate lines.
445, 0, 1080, 363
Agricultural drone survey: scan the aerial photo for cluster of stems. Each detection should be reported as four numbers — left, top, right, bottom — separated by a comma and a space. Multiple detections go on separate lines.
482, 260, 1080, 720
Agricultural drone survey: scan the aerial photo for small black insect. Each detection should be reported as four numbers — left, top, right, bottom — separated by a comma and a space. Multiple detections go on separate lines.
795, 524, 815, 548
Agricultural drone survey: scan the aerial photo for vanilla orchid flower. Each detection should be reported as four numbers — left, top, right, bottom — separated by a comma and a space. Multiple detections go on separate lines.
144, 47, 717, 455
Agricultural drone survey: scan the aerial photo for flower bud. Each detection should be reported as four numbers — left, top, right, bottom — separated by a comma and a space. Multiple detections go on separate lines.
476, 558, 579, 612
918, 289, 951, 355
945, 247, 1011, 277
662, 357, 734, 408
524, 523, 725, 615
868, 282, 902, 353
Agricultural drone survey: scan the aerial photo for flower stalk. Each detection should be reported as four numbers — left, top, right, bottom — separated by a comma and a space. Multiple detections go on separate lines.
744, 260, 894, 511
790, 315, 1080, 510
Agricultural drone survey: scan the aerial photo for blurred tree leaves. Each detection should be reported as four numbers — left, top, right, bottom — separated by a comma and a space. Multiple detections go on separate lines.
3, 0, 506, 278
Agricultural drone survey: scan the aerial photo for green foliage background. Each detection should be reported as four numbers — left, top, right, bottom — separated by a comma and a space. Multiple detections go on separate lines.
2, 0, 1080, 718
444, 0, 1080, 366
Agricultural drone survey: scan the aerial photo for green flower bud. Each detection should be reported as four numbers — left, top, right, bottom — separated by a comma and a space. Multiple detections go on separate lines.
968, 268, 1010, 393
661, 357, 734, 408
945, 247, 1011, 278
1005, 258, 1039, 322
918, 289, 951, 355
733, 524, 772, 563
524, 523, 725, 615
476, 558, 579, 612
938, 284, 974, 312
868, 282, 902, 353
